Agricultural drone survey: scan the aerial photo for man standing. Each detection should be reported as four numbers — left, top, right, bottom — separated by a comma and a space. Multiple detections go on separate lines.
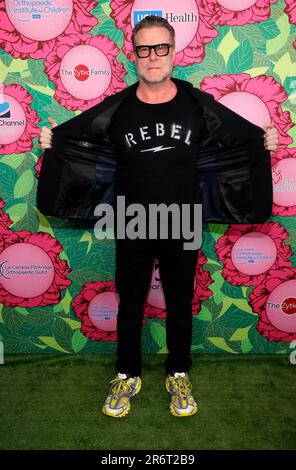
37, 16, 279, 419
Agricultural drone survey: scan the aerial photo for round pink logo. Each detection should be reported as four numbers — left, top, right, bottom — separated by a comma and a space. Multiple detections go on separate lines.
0, 243, 54, 297
266, 280, 296, 333
59, 45, 112, 100
282, 298, 296, 315
0, 94, 26, 144
217, 0, 257, 11
131, 0, 199, 53
219, 92, 270, 128
88, 291, 119, 332
231, 232, 277, 275
5, 0, 73, 41
272, 159, 296, 207
146, 259, 166, 309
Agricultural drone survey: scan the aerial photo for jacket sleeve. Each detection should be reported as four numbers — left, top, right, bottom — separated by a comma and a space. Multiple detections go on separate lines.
36, 95, 119, 219
194, 89, 273, 224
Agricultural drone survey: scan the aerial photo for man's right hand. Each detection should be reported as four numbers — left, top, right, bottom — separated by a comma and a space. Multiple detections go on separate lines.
38, 117, 57, 150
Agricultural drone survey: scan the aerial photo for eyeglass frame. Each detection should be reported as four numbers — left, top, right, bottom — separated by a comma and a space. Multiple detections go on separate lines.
134, 43, 175, 58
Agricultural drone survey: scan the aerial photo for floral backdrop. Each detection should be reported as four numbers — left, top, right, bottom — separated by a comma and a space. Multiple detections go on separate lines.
0, 0, 295, 355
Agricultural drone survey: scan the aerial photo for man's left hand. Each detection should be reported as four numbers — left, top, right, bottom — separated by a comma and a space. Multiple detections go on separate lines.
263, 123, 279, 153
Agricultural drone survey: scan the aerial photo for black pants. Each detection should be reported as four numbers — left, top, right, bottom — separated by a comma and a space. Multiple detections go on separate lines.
115, 238, 198, 376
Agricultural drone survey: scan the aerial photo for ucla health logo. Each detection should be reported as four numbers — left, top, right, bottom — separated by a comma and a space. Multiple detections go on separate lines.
0, 102, 10, 118
133, 10, 163, 24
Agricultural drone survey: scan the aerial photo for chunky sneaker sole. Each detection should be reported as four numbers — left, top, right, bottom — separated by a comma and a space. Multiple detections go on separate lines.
102, 375, 142, 418
166, 374, 198, 417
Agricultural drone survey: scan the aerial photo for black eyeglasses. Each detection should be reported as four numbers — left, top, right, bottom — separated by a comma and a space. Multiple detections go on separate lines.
134, 43, 174, 58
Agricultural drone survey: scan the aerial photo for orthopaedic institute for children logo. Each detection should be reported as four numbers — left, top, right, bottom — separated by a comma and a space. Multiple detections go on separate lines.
60, 45, 111, 100
266, 280, 296, 333
88, 291, 119, 332
216, 0, 257, 11
272, 159, 296, 207
231, 232, 277, 276
5, 0, 73, 41
131, 0, 199, 53
0, 93, 26, 144
0, 243, 54, 297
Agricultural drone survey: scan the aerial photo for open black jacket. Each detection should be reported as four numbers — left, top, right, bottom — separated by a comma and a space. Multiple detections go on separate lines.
37, 78, 272, 224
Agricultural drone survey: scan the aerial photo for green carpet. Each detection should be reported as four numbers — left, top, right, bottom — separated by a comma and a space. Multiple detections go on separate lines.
0, 354, 295, 450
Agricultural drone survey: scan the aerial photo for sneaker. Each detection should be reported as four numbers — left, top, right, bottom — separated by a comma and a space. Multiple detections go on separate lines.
102, 373, 141, 418
166, 372, 198, 417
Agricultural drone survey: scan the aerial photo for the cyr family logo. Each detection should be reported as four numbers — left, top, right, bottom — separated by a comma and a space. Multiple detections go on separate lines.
133, 10, 163, 25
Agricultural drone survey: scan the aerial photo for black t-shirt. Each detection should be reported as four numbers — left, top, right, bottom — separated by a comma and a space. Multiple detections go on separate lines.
108, 85, 204, 237
109, 85, 204, 204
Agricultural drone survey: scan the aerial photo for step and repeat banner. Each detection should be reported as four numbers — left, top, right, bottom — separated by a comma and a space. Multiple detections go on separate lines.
0, 0, 295, 355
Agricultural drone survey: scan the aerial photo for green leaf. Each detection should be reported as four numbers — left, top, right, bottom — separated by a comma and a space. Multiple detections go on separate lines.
2, 308, 23, 333
35, 208, 54, 236
27, 59, 49, 87
266, 15, 291, 56
208, 337, 238, 354
150, 322, 166, 348
38, 336, 70, 353
6, 203, 28, 226
0, 154, 25, 169
53, 318, 73, 351
228, 39, 253, 73
221, 283, 244, 300
14, 169, 34, 198
197, 306, 212, 322
14, 307, 31, 316
201, 48, 227, 75
60, 317, 81, 330
72, 330, 88, 353
257, 17, 281, 39
191, 344, 205, 351
241, 337, 253, 353
230, 326, 251, 341
52, 289, 72, 314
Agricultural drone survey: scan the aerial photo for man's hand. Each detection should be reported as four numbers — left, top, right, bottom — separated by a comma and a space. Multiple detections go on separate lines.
38, 117, 57, 150
263, 123, 279, 153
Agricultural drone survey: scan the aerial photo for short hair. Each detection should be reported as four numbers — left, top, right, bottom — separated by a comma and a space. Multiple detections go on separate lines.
132, 15, 175, 47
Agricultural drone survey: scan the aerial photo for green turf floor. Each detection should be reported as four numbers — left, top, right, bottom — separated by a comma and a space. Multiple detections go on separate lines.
0, 354, 295, 450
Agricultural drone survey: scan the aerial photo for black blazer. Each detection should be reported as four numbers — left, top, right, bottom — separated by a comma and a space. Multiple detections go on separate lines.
37, 78, 272, 224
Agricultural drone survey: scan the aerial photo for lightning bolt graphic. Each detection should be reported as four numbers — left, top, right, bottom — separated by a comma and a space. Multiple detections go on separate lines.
140, 145, 176, 153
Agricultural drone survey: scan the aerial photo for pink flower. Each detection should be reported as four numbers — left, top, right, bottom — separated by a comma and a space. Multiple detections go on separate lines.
272, 147, 296, 217
43, 33, 127, 111
0, 84, 40, 155
0, 198, 13, 230
72, 281, 118, 342
215, 222, 293, 286
0, 0, 98, 59
200, 73, 294, 146
284, 0, 296, 24
270, 146, 296, 166
143, 250, 213, 319
249, 267, 296, 342
0, 199, 71, 307
192, 250, 214, 314
34, 155, 43, 179
204, 0, 277, 26
110, 0, 218, 66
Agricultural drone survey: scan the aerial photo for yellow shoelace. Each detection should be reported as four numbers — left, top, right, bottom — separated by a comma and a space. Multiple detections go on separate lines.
109, 377, 133, 398
171, 376, 192, 398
